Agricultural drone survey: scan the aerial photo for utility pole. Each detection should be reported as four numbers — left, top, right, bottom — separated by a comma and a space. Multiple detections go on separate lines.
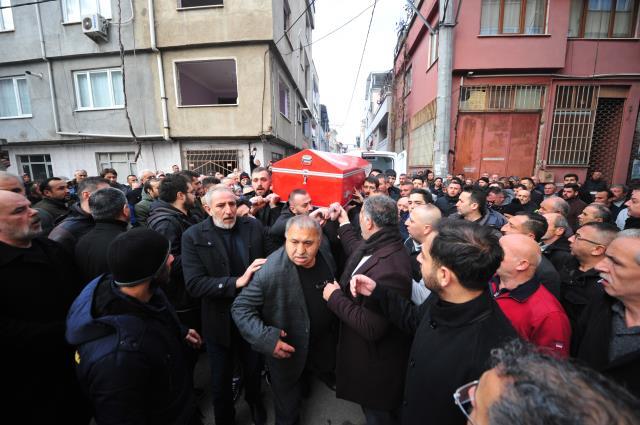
434, 0, 455, 177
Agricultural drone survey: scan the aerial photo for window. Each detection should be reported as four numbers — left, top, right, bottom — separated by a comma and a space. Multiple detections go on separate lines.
279, 78, 290, 118
74, 68, 124, 110
97, 152, 137, 180
403, 66, 412, 97
569, 0, 638, 38
0, 0, 14, 31
459, 85, 545, 111
548, 85, 599, 165
271, 152, 283, 161
178, 0, 222, 8
19, 155, 53, 181
480, 0, 548, 35
63, 0, 111, 23
428, 31, 439, 66
176, 59, 238, 106
0, 76, 31, 118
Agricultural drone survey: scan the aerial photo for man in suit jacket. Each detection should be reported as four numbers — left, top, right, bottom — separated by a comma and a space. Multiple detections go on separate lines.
181, 187, 272, 425
232, 215, 337, 425
322, 195, 413, 424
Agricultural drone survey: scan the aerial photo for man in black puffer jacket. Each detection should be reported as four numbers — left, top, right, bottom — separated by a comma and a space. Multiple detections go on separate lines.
435, 180, 462, 217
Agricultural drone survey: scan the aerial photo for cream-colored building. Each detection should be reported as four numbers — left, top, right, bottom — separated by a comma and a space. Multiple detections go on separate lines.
1, 0, 319, 180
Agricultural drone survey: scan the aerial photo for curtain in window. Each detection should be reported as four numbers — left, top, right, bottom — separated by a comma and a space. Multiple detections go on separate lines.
77, 74, 91, 107
98, 0, 112, 18
480, 0, 500, 34
1, 0, 14, 31
584, 0, 612, 38
525, 0, 546, 33
90, 71, 110, 108
568, 0, 584, 36
613, 0, 633, 37
0, 79, 19, 117
17, 78, 31, 115
503, 0, 522, 33
65, 0, 81, 22
80, 0, 97, 16
111, 71, 124, 106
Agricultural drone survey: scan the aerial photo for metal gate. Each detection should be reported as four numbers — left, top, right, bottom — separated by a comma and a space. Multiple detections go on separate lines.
588, 98, 625, 184
185, 150, 241, 176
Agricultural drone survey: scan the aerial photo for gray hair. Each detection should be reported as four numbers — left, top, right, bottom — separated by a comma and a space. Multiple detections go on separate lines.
362, 195, 398, 228
586, 203, 611, 222
202, 186, 235, 207
488, 339, 640, 425
546, 196, 570, 217
551, 213, 569, 231
89, 187, 127, 220
0, 171, 21, 184
285, 214, 321, 236
616, 229, 640, 265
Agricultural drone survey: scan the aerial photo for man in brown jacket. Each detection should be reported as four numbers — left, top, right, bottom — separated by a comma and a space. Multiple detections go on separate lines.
323, 196, 412, 424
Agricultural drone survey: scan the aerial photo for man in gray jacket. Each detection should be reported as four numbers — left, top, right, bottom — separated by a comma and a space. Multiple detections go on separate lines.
232, 215, 337, 425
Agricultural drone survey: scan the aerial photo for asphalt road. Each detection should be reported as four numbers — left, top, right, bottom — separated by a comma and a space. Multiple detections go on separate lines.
194, 353, 365, 425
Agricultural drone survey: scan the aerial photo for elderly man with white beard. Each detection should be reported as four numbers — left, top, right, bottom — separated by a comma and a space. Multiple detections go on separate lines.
181, 187, 274, 425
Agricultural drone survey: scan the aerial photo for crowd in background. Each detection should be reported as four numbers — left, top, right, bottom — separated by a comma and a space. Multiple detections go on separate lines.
1, 160, 640, 425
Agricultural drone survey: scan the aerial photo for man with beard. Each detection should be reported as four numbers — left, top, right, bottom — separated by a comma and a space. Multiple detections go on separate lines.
34, 177, 71, 229
148, 174, 200, 330
182, 187, 271, 425
351, 219, 517, 425
248, 167, 282, 228
435, 180, 462, 216
178, 170, 207, 222
0, 190, 89, 424
0, 171, 55, 236
66, 228, 203, 425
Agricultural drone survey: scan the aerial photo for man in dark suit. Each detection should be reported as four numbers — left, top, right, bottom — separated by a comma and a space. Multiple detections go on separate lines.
232, 215, 337, 425
323, 195, 413, 424
182, 187, 271, 425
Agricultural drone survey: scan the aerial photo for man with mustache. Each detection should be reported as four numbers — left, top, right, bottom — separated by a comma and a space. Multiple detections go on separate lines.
0, 190, 89, 424
182, 187, 272, 425
248, 167, 282, 228
573, 228, 640, 399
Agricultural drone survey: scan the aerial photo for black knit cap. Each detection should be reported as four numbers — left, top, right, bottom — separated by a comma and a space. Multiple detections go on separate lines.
107, 228, 170, 287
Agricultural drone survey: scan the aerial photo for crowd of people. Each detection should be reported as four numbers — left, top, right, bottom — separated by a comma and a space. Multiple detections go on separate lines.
1, 162, 640, 425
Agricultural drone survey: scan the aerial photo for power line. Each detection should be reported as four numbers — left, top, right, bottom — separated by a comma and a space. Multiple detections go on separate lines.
342, 0, 377, 130
0, 0, 57, 9
284, 2, 375, 56
275, 0, 317, 46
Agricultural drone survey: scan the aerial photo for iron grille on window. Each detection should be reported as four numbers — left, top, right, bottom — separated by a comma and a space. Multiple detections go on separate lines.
459, 85, 545, 111
185, 149, 241, 176
548, 85, 600, 166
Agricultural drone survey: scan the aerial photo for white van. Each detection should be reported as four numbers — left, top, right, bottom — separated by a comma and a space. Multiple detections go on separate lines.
345, 150, 407, 176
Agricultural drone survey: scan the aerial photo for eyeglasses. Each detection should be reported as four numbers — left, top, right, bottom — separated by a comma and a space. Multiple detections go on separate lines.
453, 380, 479, 425
314, 280, 334, 290
574, 233, 602, 246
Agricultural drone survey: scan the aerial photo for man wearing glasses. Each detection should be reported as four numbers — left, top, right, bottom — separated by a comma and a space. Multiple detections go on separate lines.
560, 222, 619, 327
573, 229, 640, 399
232, 215, 337, 425
351, 219, 517, 425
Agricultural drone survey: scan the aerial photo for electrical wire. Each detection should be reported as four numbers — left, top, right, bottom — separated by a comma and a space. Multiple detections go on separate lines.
284, 1, 375, 56
341, 0, 377, 130
0, 0, 56, 9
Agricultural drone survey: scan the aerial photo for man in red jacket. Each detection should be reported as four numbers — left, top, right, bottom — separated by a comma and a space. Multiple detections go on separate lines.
490, 234, 571, 357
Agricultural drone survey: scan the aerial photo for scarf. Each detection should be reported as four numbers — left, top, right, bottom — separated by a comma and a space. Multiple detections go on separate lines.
341, 226, 402, 283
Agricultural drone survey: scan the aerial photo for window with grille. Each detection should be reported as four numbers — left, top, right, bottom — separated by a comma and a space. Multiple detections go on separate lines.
459, 85, 545, 111
19, 154, 53, 182
185, 149, 240, 176
548, 85, 600, 166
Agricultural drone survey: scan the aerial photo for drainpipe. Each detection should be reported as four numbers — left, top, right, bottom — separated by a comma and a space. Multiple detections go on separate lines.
434, 0, 455, 177
35, 3, 60, 133
148, 0, 171, 141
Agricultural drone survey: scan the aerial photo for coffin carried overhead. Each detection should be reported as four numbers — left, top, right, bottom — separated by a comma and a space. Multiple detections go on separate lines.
271, 149, 372, 207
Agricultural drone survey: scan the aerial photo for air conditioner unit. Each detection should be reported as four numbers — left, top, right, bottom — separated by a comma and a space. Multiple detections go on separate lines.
82, 14, 108, 43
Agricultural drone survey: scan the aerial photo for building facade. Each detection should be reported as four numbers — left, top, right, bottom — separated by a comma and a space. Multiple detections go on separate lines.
0, 0, 319, 181
363, 70, 392, 151
391, 0, 640, 184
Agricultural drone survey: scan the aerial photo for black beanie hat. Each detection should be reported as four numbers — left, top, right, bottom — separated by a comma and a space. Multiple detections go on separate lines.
107, 228, 170, 287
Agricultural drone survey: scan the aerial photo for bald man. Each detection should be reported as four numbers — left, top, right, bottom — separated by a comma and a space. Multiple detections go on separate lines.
404, 205, 442, 304
0, 190, 89, 423
490, 234, 571, 357
0, 171, 54, 235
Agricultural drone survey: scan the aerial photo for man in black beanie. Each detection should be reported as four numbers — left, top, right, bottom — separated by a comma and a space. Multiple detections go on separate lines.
66, 228, 203, 425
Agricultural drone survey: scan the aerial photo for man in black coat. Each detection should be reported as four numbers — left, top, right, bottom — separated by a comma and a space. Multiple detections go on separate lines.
66, 228, 203, 425
247, 167, 283, 228
573, 229, 640, 399
49, 176, 110, 254
323, 196, 412, 423
75, 187, 130, 284
182, 187, 273, 425
435, 180, 462, 217
0, 190, 89, 424
541, 212, 573, 273
351, 219, 517, 425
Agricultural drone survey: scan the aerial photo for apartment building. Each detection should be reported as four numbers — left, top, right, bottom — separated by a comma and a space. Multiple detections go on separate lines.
0, 0, 319, 181
392, 0, 640, 184
363, 70, 392, 151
